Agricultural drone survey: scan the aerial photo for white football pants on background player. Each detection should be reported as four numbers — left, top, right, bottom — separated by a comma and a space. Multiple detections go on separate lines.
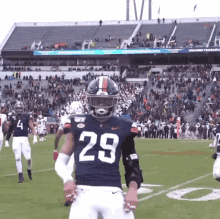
213, 154, 220, 179
69, 186, 134, 219
0, 133, 3, 152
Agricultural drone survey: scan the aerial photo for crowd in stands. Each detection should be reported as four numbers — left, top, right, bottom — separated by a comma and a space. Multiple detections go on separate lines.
3, 66, 32, 71
40, 42, 81, 51
0, 63, 219, 140
68, 66, 116, 72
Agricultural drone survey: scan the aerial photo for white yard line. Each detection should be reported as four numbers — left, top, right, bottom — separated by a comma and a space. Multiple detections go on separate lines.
0, 168, 54, 178
139, 172, 212, 202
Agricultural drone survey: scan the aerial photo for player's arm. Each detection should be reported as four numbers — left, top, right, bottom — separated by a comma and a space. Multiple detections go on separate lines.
29, 119, 37, 135
54, 119, 71, 160
3, 120, 9, 137
121, 135, 143, 189
5, 121, 13, 147
29, 118, 38, 144
6, 121, 13, 141
53, 129, 64, 161
121, 131, 143, 211
55, 131, 74, 181
55, 131, 76, 202
55, 129, 64, 150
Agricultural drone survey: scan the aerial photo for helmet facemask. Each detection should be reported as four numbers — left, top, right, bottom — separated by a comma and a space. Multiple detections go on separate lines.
87, 94, 118, 123
15, 102, 24, 115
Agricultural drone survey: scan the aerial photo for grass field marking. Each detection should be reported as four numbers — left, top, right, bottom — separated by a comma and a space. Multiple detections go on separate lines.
0, 168, 54, 178
139, 172, 212, 202
0, 154, 15, 157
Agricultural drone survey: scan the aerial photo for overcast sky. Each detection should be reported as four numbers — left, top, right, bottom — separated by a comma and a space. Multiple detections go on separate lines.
0, 0, 219, 47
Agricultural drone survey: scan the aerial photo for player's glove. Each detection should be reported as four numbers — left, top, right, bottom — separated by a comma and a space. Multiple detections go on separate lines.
5, 140, 10, 148
53, 150, 59, 161
212, 152, 217, 160
33, 135, 38, 144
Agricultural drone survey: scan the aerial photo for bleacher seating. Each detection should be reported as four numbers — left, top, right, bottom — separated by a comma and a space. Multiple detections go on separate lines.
174, 22, 215, 48
43, 26, 98, 47
92, 25, 136, 49
210, 23, 220, 46
3, 27, 50, 50
2, 25, 136, 51
138, 23, 174, 46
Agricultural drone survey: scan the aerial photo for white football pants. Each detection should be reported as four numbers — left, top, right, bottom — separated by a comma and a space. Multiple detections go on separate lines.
213, 154, 220, 179
69, 186, 134, 219
12, 137, 31, 160
0, 134, 3, 152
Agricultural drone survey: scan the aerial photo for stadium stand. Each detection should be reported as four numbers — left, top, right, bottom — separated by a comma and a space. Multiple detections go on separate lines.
92, 25, 136, 49
132, 23, 175, 48
174, 22, 215, 48
1, 18, 220, 140
3, 27, 50, 51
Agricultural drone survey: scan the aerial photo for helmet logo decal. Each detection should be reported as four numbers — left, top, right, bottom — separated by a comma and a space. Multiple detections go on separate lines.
102, 78, 108, 92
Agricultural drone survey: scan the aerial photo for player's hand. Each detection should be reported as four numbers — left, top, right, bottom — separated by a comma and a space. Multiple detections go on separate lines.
124, 188, 138, 212
64, 180, 77, 203
53, 150, 59, 161
33, 135, 38, 144
5, 140, 10, 148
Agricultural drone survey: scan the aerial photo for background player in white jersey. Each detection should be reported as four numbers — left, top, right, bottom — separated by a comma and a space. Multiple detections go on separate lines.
5, 102, 38, 183
42, 116, 47, 141
37, 115, 46, 141
55, 76, 143, 219
0, 109, 8, 152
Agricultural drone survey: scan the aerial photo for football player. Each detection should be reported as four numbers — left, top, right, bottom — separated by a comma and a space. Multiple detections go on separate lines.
209, 122, 220, 182
37, 115, 45, 141
55, 76, 143, 219
42, 116, 47, 141
5, 102, 38, 183
0, 108, 8, 151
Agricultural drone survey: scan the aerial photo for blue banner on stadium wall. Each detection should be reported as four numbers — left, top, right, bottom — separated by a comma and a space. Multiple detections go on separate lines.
34, 48, 220, 56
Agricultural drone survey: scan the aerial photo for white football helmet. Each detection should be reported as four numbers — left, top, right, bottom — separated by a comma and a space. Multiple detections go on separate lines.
15, 101, 24, 115
69, 101, 83, 115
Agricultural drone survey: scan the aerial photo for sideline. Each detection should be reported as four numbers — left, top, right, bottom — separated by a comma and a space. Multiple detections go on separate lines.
139, 172, 212, 202
0, 168, 54, 178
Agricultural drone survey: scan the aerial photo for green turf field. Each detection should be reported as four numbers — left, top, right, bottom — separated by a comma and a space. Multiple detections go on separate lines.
0, 136, 218, 219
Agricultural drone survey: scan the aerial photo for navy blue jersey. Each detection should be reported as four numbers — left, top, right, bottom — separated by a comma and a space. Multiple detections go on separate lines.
68, 114, 138, 189
216, 126, 220, 153
10, 114, 30, 137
